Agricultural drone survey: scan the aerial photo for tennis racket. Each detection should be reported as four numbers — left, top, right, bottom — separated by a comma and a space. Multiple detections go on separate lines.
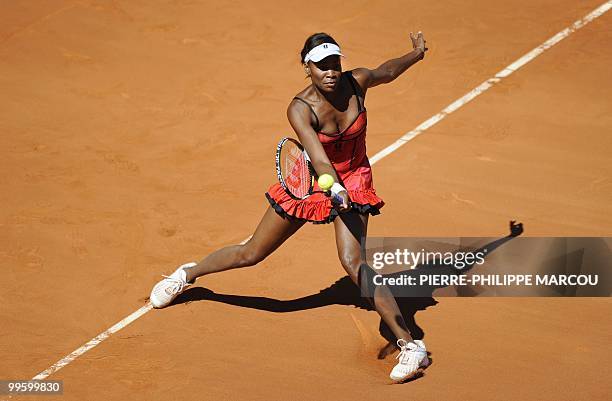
275, 137, 343, 204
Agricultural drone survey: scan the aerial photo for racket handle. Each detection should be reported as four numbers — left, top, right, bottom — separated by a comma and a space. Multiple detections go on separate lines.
329, 192, 344, 205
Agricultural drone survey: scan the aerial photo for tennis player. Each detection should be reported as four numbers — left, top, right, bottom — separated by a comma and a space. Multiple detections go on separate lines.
150, 32, 428, 383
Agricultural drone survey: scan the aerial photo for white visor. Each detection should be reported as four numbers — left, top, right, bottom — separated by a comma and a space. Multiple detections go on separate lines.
303, 43, 344, 63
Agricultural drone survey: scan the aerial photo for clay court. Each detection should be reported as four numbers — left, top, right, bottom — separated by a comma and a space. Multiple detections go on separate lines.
2, 0, 611, 400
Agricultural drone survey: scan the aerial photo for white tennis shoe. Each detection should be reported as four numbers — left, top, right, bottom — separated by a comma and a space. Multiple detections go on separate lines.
389, 339, 429, 383
149, 262, 197, 308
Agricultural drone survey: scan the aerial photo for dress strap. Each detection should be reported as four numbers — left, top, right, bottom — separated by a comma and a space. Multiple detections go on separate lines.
293, 97, 320, 131
345, 72, 364, 113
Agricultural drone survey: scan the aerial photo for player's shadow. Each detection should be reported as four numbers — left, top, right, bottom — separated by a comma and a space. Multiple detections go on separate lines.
175, 276, 437, 360
372, 220, 524, 359
174, 220, 523, 363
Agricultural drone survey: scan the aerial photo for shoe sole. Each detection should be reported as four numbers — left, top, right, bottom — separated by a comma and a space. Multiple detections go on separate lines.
149, 284, 190, 309
390, 358, 429, 384
390, 367, 425, 384
150, 287, 191, 308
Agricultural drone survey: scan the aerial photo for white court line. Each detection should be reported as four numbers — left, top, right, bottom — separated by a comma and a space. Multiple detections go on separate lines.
30, 0, 612, 381
32, 304, 153, 380
370, 1, 612, 165
30, 235, 253, 381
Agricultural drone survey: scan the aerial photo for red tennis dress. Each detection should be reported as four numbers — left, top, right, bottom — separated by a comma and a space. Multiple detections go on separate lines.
266, 71, 384, 224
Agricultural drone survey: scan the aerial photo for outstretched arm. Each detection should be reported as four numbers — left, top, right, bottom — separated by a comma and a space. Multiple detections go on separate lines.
353, 31, 427, 89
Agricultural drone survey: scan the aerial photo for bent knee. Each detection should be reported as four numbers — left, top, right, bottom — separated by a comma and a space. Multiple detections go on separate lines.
338, 253, 362, 278
237, 244, 267, 267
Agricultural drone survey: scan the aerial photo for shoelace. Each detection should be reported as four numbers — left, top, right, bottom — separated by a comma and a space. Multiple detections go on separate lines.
160, 274, 186, 295
396, 339, 418, 364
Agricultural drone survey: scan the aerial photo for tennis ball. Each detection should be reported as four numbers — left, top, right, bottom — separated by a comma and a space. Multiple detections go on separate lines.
318, 174, 334, 191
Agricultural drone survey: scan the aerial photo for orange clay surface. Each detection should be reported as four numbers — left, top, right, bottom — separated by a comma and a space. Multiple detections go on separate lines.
1, 1, 611, 400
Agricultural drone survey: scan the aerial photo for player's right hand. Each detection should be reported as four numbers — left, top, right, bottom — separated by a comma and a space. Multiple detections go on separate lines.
336, 190, 352, 213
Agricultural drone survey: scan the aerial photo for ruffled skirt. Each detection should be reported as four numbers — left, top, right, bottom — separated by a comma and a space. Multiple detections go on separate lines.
265, 183, 384, 224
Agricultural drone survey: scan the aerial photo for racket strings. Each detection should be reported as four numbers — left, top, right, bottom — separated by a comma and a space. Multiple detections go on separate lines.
281, 142, 311, 198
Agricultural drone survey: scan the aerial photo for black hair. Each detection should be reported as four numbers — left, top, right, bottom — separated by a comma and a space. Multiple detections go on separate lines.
300, 32, 339, 64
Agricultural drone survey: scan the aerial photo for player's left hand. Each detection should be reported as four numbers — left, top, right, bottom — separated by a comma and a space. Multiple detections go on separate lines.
410, 31, 428, 53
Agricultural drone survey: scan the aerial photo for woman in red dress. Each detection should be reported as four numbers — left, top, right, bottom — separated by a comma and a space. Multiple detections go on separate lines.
151, 32, 428, 382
